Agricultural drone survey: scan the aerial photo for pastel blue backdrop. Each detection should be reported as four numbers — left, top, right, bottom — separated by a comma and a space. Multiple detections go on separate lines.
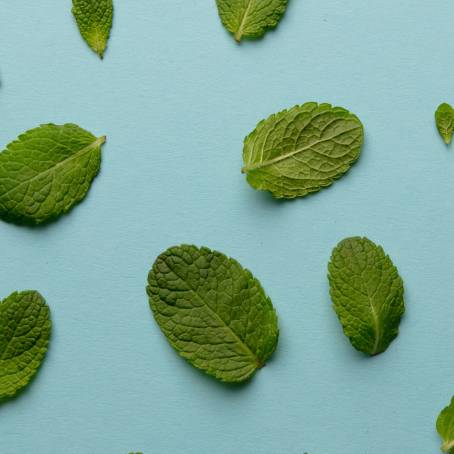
0, 1, 451, 453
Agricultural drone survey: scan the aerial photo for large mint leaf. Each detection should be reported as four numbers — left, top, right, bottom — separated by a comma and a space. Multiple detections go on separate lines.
437, 397, 454, 453
147, 245, 279, 383
328, 237, 405, 356
216, 0, 288, 42
435, 103, 454, 145
72, 0, 113, 58
242, 103, 364, 199
0, 291, 51, 400
0, 123, 106, 225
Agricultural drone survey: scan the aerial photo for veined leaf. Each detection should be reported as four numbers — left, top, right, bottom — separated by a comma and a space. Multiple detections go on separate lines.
0, 291, 51, 400
328, 237, 405, 356
242, 103, 364, 199
72, 0, 113, 58
435, 103, 454, 145
437, 397, 454, 453
147, 245, 279, 383
0, 123, 106, 225
216, 0, 288, 42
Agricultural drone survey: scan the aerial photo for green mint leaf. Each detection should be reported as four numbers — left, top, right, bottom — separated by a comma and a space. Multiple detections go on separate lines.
437, 397, 454, 453
328, 237, 405, 356
241, 103, 364, 199
216, 0, 288, 43
0, 123, 106, 225
437, 397, 454, 454
147, 245, 279, 383
435, 103, 454, 145
0, 291, 51, 400
72, 0, 113, 58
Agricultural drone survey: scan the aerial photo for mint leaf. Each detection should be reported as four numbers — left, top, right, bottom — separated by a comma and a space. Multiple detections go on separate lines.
216, 0, 288, 42
0, 291, 51, 400
0, 123, 106, 225
241, 103, 364, 199
147, 245, 279, 383
437, 397, 454, 453
435, 103, 454, 145
328, 237, 405, 356
72, 0, 113, 58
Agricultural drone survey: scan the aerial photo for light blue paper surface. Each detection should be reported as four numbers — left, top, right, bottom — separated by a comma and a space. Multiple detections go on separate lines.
0, 1, 452, 453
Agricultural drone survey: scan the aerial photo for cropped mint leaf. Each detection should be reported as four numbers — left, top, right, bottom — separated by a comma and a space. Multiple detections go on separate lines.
147, 245, 279, 383
0, 123, 106, 225
216, 0, 288, 42
72, 0, 113, 58
0, 291, 51, 400
437, 397, 454, 453
328, 237, 405, 356
435, 103, 454, 145
242, 103, 364, 199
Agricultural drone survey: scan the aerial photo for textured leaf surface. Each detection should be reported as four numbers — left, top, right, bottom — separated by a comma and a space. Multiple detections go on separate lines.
216, 0, 288, 42
242, 103, 364, 199
0, 291, 51, 400
328, 237, 405, 356
0, 123, 106, 225
435, 103, 454, 145
72, 0, 113, 58
147, 245, 279, 383
437, 397, 454, 453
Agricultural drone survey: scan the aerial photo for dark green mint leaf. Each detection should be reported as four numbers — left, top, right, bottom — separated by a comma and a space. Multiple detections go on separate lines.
0, 123, 106, 225
72, 0, 113, 58
0, 291, 51, 400
147, 245, 279, 383
437, 397, 454, 453
435, 103, 454, 145
216, 0, 288, 42
328, 237, 405, 356
241, 103, 364, 199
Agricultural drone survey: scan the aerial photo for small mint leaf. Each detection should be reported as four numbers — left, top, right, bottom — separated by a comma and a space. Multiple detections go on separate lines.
437, 397, 454, 453
242, 103, 364, 199
328, 237, 405, 356
435, 103, 454, 145
0, 291, 51, 400
147, 245, 279, 383
72, 0, 113, 58
216, 0, 288, 42
0, 123, 106, 225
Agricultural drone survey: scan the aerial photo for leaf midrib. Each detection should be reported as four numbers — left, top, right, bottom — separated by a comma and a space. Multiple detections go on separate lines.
234, 0, 254, 42
241, 125, 360, 173
442, 439, 454, 452
0, 135, 106, 200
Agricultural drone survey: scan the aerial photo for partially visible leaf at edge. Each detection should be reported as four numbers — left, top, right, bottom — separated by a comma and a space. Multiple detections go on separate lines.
242, 102, 364, 199
0, 291, 51, 400
435, 103, 454, 145
72, 0, 113, 58
147, 244, 279, 383
216, 0, 288, 42
437, 397, 454, 453
0, 123, 106, 225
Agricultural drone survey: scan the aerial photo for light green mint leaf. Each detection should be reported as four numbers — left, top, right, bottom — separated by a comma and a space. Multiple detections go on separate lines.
216, 0, 288, 42
328, 237, 405, 356
147, 245, 279, 383
435, 103, 454, 145
72, 0, 113, 58
0, 291, 51, 400
241, 103, 364, 199
437, 397, 454, 453
0, 123, 106, 225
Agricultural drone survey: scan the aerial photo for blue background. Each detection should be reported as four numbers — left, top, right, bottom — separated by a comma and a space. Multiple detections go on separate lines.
0, 1, 451, 453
